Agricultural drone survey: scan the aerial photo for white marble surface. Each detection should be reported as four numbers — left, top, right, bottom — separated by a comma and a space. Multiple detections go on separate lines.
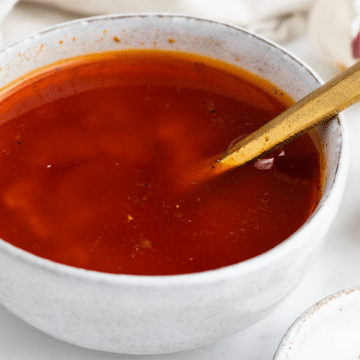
1, 3, 359, 359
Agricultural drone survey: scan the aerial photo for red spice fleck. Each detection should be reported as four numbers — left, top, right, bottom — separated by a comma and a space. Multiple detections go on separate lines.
113, 36, 120, 43
352, 32, 360, 58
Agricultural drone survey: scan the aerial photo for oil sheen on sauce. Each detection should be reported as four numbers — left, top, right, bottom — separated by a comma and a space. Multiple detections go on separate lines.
0, 51, 322, 275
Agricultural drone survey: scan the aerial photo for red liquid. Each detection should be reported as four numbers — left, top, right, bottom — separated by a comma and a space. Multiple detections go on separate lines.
0, 51, 322, 275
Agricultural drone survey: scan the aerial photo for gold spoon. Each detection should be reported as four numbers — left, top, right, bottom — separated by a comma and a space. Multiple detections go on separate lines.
193, 60, 360, 183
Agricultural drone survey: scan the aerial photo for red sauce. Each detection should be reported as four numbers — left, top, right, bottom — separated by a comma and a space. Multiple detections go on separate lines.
0, 51, 322, 275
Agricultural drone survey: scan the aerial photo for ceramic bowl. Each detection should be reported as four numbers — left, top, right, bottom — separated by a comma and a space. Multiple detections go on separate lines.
274, 286, 360, 359
0, 14, 348, 354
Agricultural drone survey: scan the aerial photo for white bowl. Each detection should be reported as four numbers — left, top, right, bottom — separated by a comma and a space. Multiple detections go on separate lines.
0, 14, 348, 354
274, 286, 360, 359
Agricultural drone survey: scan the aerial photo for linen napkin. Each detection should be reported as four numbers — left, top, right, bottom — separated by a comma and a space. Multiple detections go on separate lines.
0, 0, 17, 43
1, 0, 359, 67
309, 0, 360, 67
8, 0, 314, 43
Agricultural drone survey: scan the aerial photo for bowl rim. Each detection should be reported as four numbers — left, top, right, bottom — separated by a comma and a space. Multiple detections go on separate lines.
0, 13, 349, 287
273, 285, 360, 359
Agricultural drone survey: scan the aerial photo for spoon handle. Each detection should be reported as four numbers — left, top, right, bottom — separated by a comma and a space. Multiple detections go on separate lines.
219, 60, 360, 169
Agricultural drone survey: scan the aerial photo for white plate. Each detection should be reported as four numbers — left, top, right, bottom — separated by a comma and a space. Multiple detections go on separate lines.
274, 286, 360, 360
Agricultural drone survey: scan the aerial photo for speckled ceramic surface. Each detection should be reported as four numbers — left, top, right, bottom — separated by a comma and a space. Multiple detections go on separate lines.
274, 286, 360, 359
0, 14, 348, 354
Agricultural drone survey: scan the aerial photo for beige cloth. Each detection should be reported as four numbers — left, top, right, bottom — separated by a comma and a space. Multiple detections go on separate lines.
1, 0, 358, 66
23, 0, 314, 43
309, 0, 360, 67
0, 0, 17, 42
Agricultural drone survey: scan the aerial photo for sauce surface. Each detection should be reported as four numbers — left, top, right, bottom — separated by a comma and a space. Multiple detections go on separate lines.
0, 51, 322, 275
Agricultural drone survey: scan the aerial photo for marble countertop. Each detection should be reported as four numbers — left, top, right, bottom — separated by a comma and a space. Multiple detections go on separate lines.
1, 3, 359, 359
